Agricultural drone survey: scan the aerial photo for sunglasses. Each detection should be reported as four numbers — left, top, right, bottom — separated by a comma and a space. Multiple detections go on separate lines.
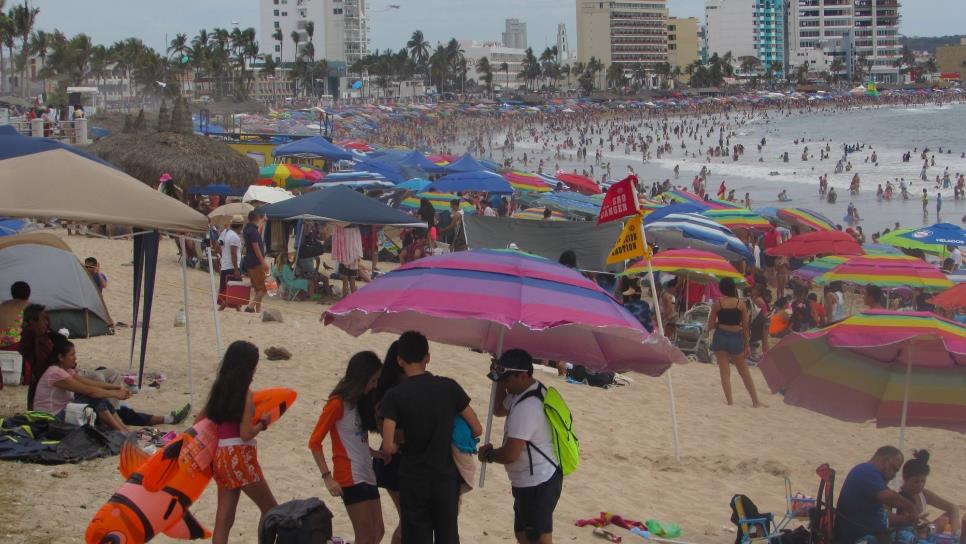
486, 365, 527, 382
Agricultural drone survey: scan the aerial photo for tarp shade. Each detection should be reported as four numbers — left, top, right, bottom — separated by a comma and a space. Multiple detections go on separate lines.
272, 136, 353, 161
433, 171, 513, 194
129, 230, 160, 387
443, 153, 486, 173
463, 215, 623, 272
399, 150, 447, 174
0, 143, 208, 233
259, 186, 427, 226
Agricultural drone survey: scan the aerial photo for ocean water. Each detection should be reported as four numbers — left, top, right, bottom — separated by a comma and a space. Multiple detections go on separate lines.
536, 103, 966, 236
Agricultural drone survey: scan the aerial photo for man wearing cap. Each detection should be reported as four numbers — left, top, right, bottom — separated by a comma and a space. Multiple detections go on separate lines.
479, 349, 563, 544
217, 215, 244, 311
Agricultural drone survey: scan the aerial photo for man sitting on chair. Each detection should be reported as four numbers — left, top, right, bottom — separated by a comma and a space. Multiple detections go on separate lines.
835, 446, 919, 544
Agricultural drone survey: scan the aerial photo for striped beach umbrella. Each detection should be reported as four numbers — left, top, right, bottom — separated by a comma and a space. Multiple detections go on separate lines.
623, 248, 746, 284
815, 254, 953, 292
511, 207, 567, 221
879, 228, 947, 254
791, 255, 849, 282
759, 310, 966, 440
503, 171, 552, 193
701, 208, 771, 232
776, 207, 836, 232
644, 213, 754, 264
257, 164, 321, 189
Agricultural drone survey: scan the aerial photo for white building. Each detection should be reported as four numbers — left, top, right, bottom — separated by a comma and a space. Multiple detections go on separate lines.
502, 19, 528, 50
460, 40, 527, 89
576, 0, 669, 73
556, 23, 572, 64
704, 0, 756, 60
259, 0, 368, 67
787, 0, 901, 83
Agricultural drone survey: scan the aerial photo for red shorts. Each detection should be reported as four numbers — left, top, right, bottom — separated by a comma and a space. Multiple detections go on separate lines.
213, 442, 264, 489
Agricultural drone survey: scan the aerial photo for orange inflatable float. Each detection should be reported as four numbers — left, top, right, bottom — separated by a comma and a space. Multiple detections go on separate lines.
85, 388, 297, 544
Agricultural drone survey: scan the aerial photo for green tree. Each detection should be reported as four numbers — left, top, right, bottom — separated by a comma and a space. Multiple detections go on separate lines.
606, 62, 626, 91
9, 2, 38, 95
406, 30, 429, 84
475, 55, 493, 96
499, 61, 509, 90
28, 29, 49, 91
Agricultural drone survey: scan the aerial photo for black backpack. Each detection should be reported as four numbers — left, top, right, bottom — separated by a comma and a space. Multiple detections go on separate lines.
259, 498, 333, 544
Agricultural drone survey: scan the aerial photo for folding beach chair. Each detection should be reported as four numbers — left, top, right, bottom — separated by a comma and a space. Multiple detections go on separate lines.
732, 494, 777, 544
808, 464, 836, 544
774, 475, 817, 533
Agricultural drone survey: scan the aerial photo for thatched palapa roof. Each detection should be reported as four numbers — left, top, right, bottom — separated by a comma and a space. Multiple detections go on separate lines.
89, 98, 258, 190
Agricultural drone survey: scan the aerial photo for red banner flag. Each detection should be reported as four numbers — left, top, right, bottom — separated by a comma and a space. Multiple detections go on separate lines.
597, 175, 640, 225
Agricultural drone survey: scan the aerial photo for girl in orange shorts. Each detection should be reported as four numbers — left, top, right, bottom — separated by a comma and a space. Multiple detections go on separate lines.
199, 341, 278, 544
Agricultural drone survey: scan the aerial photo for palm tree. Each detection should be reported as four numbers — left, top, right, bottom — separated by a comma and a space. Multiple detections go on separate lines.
796, 60, 810, 84
9, 2, 38, 95
739, 56, 761, 76
0, 11, 10, 93
654, 61, 671, 88
167, 33, 189, 61
499, 61, 509, 90
830, 58, 844, 85
271, 28, 283, 64
632, 64, 647, 89
606, 62, 625, 91
406, 30, 430, 85
29, 29, 49, 92
475, 56, 493, 96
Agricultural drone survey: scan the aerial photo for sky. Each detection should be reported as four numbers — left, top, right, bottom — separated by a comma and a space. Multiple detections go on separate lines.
22, 0, 965, 56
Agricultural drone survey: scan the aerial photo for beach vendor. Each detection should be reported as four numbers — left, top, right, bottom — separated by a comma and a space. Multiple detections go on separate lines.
34, 339, 190, 433
479, 350, 564, 544
836, 446, 918, 544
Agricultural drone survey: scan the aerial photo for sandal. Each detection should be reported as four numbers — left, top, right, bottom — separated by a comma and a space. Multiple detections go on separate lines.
593, 528, 622, 543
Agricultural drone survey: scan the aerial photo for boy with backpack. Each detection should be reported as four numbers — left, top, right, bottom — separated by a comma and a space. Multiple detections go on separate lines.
479, 349, 577, 544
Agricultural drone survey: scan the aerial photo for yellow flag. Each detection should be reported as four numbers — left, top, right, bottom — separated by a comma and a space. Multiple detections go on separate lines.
607, 214, 644, 264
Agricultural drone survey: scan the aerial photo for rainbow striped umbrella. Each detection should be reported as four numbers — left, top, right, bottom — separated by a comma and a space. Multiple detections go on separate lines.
257, 164, 322, 189
399, 192, 475, 214
701, 208, 771, 232
622, 248, 746, 284
503, 171, 552, 193
323, 249, 685, 373
815, 254, 953, 292
759, 310, 966, 439
879, 228, 947, 255
511, 207, 567, 221
776, 207, 836, 232
660, 190, 737, 210
791, 255, 849, 282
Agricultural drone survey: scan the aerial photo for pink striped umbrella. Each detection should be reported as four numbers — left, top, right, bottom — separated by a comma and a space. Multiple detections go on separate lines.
759, 310, 966, 443
324, 249, 685, 374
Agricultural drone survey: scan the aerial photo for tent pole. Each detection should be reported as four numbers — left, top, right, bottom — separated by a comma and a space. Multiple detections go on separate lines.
639, 225, 681, 462
178, 237, 194, 405
206, 246, 223, 358
898, 345, 913, 451
479, 327, 506, 488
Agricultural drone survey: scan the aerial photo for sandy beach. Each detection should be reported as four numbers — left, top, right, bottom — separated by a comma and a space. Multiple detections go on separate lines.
1, 231, 964, 543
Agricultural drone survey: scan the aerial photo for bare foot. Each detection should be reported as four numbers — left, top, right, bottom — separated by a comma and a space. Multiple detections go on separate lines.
753, 401, 768, 408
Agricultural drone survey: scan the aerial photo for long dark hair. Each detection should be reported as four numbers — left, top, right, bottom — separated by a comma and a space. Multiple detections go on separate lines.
204, 341, 259, 424
329, 351, 382, 433
374, 341, 403, 404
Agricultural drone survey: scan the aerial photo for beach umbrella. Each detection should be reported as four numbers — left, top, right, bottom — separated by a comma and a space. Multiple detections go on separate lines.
555, 171, 602, 195
534, 192, 602, 218
790, 255, 849, 282
0, 218, 27, 237
323, 249, 688, 475
701, 208, 771, 232
815, 254, 953, 292
623, 248, 746, 284
511, 207, 567, 221
929, 284, 966, 311
257, 164, 320, 188
644, 213, 754, 264
272, 136, 354, 161
433, 170, 513, 194
643, 203, 708, 224
443, 153, 487, 173
776, 207, 836, 232
208, 202, 254, 227
660, 189, 708, 206
399, 192, 475, 214
503, 171, 552, 193
759, 310, 966, 446
767, 230, 863, 258
396, 178, 432, 192
242, 185, 295, 204
897, 222, 966, 248
862, 244, 903, 255
186, 183, 247, 197
879, 228, 947, 255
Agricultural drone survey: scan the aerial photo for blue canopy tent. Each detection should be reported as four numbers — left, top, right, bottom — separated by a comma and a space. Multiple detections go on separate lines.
443, 153, 486, 173
0, 131, 209, 389
260, 185, 426, 226
273, 136, 354, 161
399, 150, 447, 174
313, 171, 395, 189
432, 171, 513, 194
187, 184, 246, 197
353, 158, 425, 184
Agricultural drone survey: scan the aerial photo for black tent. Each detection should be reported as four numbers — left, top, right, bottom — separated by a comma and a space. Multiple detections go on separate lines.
259, 186, 426, 227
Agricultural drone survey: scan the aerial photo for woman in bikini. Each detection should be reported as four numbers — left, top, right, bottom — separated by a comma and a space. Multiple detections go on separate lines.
709, 277, 763, 407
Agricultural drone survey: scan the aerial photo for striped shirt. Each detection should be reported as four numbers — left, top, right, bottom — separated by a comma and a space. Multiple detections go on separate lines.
331, 226, 363, 267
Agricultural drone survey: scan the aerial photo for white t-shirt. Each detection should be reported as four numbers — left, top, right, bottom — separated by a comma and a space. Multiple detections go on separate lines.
219, 229, 242, 272
502, 381, 558, 488
952, 247, 962, 269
